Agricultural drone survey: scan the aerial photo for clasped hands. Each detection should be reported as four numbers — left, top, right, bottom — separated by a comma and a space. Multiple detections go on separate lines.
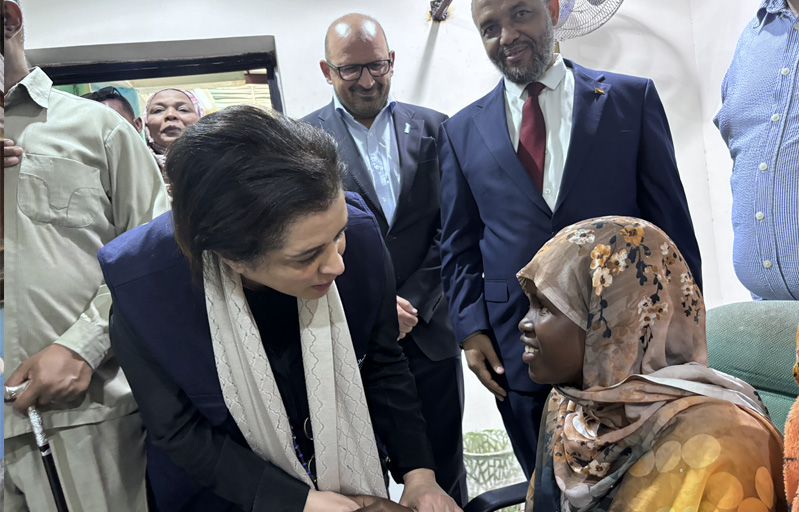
305, 469, 461, 512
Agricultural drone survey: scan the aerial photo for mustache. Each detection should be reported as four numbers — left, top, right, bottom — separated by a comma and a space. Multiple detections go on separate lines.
500, 41, 537, 60
348, 83, 383, 93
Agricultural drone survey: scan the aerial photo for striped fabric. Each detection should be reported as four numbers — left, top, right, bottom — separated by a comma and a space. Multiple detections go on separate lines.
714, 0, 799, 300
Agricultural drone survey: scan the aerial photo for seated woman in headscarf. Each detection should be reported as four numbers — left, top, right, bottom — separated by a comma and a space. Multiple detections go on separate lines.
517, 216, 786, 512
98, 106, 460, 512
143, 87, 205, 178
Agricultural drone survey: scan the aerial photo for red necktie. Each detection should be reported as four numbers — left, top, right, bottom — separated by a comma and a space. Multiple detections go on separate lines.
517, 82, 547, 192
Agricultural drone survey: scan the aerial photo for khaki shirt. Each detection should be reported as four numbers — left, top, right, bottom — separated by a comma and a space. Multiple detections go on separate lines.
4, 67, 169, 437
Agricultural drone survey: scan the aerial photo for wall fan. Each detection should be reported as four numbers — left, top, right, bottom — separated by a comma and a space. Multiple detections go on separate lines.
555, 0, 625, 40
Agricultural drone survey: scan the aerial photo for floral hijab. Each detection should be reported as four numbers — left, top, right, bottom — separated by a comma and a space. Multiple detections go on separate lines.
518, 216, 778, 511
143, 88, 205, 171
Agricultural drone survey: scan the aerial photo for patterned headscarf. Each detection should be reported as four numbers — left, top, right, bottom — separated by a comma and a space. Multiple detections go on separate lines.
517, 216, 776, 510
143, 88, 205, 171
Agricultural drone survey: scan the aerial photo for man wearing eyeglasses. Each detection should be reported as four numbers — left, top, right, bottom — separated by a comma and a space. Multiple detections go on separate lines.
303, 13, 467, 508
83, 87, 143, 134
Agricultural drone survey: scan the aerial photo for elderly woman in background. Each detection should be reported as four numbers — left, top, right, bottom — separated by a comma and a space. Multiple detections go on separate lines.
517, 216, 785, 511
143, 87, 205, 177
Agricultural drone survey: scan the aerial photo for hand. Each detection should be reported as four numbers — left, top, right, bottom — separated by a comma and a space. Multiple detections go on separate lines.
396, 296, 418, 341
5, 344, 92, 414
352, 495, 413, 512
303, 490, 360, 512
462, 334, 507, 401
399, 469, 462, 512
4, 139, 24, 168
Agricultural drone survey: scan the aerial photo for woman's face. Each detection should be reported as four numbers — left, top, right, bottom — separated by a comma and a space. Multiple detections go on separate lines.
224, 192, 349, 300
518, 282, 586, 387
146, 90, 200, 148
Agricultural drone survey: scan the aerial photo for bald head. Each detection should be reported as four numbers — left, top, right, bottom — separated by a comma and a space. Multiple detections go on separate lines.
319, 13, 394, 128
324, 13, 389, 61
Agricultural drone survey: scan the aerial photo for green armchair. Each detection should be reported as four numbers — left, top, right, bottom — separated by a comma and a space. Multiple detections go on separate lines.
706, 300, 799, 433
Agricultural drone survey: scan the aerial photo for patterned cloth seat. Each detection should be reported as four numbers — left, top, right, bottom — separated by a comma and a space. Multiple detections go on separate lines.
706, 300, 799, 433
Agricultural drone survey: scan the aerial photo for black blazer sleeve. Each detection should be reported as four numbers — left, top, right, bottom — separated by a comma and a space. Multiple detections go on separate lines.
396, 223, 443, 324
362, 239, 436, 481
635, 80, 702, 288
109, 308, 310, 512
394, 112, 449, 323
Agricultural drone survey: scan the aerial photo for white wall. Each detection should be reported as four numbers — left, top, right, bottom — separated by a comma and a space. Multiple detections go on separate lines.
20, 0, 756, 445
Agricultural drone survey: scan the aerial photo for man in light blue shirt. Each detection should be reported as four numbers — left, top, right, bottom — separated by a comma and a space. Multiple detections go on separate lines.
715, 0, 799, 300
303, 13, 467, 506
332, 92, 402, 224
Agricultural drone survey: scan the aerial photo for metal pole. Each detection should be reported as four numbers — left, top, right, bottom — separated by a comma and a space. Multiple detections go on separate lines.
431, 0, 454, 22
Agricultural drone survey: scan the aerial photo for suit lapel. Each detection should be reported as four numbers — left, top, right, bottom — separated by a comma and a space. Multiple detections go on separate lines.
473, 81, 552, 216
390, 104, 422, 233
316, 103, 386, 223
555, 62, 611, 212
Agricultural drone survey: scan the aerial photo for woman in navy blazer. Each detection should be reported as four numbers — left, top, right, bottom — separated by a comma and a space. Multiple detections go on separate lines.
98, 107, 460, 512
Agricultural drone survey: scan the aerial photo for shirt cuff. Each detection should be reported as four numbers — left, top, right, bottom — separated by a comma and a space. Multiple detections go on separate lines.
54, 317, 111, 370
460, 330, 488, 349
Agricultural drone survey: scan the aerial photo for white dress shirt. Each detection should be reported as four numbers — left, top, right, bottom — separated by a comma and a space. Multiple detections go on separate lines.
334, 93, 402, 225
504, 54, 574, 211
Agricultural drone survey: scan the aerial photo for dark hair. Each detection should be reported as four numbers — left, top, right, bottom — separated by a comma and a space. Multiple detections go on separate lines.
167, 105, 346, 282
81, 86, 137, 120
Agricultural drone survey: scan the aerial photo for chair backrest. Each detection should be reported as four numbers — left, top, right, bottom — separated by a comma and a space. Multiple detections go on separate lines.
706, 301, 799, 434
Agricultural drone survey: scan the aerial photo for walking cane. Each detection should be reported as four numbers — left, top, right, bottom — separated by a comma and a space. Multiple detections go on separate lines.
5, 382, 70, 512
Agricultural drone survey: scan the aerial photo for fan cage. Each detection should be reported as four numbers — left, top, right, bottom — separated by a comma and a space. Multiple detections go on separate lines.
555, 0, 625, 41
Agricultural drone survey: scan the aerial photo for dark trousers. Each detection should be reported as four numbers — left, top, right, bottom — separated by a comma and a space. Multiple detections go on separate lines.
401, 338, 468, 506
495, 387, 551, 479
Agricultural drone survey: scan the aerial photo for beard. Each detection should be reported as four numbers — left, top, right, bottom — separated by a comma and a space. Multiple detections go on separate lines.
491, 19, 555, 85
339, 82, 388, 120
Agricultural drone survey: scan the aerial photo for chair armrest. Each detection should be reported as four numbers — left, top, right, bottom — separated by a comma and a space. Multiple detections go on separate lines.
464, 481, 528, 512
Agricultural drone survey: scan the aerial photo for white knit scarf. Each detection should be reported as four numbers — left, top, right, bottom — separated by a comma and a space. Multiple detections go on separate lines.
202, 252, 388, 497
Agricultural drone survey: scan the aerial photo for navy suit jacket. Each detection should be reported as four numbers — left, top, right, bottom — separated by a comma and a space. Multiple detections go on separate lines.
438, 60, 702, 392
303, 101, 458, 361
98, 193, 432, 511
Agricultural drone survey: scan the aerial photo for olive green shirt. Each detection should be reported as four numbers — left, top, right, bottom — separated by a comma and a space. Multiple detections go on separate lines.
4, 67, 169, 438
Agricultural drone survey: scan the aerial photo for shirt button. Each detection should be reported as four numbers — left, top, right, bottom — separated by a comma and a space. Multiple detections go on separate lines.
369, 133, 374, 137
763, 260, 773, 269
759, 162, 768, 171
771, 113, 781, 122
794, 22, 799, 30
755, 211, 765, 221
782, 67, 791, 76
544, 188, 551, 195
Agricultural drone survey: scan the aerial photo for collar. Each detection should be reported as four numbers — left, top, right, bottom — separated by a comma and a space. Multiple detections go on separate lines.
757, 0, 793, 22
333, 92, 397, 125
7, 67, 52, 109
503, 54, 567, 100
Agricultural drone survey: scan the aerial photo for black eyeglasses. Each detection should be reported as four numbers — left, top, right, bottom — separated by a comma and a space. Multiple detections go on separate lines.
81, 86, 124, 102
326, 59, 392, 81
